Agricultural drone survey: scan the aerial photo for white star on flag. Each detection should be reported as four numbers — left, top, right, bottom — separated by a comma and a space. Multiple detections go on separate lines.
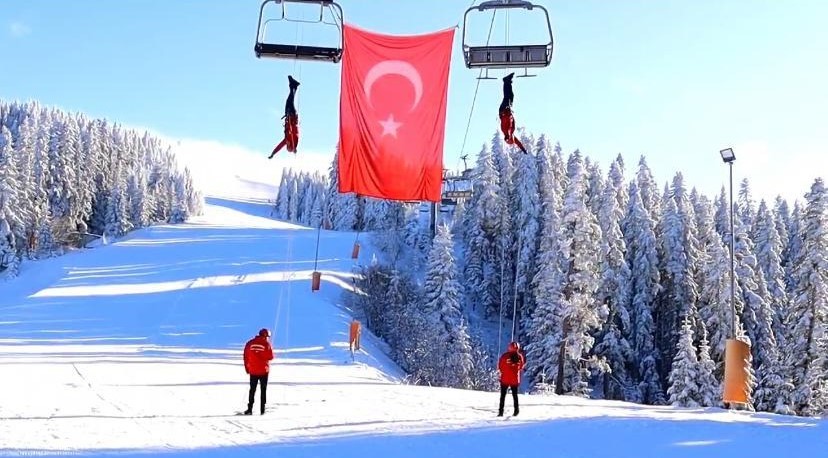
379, 114, 402, 138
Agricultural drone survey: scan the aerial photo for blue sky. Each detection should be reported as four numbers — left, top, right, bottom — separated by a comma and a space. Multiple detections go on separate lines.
2, 0, 826, 203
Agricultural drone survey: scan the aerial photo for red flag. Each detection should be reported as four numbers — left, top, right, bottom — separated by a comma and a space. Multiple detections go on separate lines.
338, 24, 455, 202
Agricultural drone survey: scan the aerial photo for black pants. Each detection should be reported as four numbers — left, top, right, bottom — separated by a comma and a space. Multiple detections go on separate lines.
499, 383, 519, 415
284, 87, 297, 118
499, 78, 514, 113
247, 374, 268, 413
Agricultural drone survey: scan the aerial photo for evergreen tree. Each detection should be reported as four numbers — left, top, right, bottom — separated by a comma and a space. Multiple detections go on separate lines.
786, 179, 828, 415
656, 173, 701, 383
13, 115, 41, 258
773, 196, 791, 258
783, 202, 804, 295
420, 224, 474, 388
490, 134, 515, 324
623, 182, 664, 404
584, 159, 605, 217
552, 151, 604, 396
635, 155, 662, 221
594, 162, 633, 400
525, 145, 565, 386
609, 155, 628, 214
0, 100, 202, 270
0, 126, 22, 274
275, 171, 291, 219
667, 318, 701, 407
511, 150, 540, 338
733, 219, 776, 380
287, 176, 300, 221
696, 323, 720, 407
753, 200, 790, 348
324, 146, 360, 230
462, 143, 503, 316
697, 220, 738, 364
714, 187, 730, 241
737, 178, 756, 231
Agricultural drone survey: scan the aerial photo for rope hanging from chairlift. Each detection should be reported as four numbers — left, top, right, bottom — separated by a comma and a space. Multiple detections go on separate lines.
459, 9, 498, 160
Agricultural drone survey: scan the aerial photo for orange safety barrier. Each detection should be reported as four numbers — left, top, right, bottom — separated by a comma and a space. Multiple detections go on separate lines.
723, 338, 752, 405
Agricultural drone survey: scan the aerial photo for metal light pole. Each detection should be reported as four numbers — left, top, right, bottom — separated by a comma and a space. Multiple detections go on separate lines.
719, 147, 736, 337
720, 148, 751, 408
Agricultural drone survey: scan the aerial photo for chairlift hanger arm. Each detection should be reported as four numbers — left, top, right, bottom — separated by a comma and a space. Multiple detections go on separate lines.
461, 0, 554, 70
473, 0, 537, 12
254, 0, 344, 63
462, 1, 553, 47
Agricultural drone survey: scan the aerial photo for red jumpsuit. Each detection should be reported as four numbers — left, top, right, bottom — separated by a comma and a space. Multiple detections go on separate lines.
499, 108, 526, 154
270, 114, 299, 156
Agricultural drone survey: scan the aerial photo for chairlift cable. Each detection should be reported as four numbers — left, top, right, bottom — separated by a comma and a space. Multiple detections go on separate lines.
458, 10, 497, 159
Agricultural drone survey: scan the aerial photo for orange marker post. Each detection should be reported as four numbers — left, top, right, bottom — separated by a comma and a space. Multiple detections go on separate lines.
349, 319, 361, 353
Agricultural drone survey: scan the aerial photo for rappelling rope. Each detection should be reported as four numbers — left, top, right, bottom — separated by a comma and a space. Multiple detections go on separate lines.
285, 233, 292, 357
497, 237, 505, 354
293, 7, 304, 103
273, 231, 294, 405
511, 236, 522, 341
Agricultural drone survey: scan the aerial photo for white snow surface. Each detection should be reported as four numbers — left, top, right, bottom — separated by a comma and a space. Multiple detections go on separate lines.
0, 158, 824, 457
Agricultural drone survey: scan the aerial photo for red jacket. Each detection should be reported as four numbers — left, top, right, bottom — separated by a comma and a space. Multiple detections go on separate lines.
243, 335, 274, 376
498, 350, 525, 386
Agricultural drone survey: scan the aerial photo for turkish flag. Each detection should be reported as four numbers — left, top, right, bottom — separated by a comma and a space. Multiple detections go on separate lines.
338, 24, 455, 202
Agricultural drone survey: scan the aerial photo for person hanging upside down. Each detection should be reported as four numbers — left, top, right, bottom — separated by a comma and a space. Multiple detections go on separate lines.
268, 75, 300, 158
498, 72, 527, 154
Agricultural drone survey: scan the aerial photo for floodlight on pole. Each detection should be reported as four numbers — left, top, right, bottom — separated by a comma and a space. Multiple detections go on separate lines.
720, 147, 736, 163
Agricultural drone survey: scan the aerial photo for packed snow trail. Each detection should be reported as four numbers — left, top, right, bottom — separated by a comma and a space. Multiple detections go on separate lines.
0, 197, 824, 458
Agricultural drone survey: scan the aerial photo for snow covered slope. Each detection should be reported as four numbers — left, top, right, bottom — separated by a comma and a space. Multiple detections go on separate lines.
0, 156, 824, 458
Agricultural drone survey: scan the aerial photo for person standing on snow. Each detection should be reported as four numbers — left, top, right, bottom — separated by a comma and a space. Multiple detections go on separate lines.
243, 328, 274, 415
497, 341, 525, 416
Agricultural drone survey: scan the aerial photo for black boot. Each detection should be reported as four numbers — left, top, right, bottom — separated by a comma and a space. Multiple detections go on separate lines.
288, 75, 300, 89
513, 407, 519, 416
503, 72, 514, 82
243, 408, 252, 415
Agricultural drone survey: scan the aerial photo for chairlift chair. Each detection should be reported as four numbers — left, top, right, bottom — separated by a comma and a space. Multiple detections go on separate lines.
254, 0, 344, 63
462, 0, 554, 73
